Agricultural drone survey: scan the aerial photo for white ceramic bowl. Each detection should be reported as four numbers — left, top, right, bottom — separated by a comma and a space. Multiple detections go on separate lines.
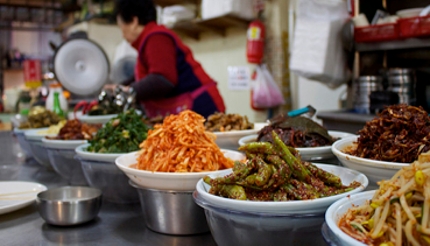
24, 128, 57, 169
213, 122, 268, 150
42, 138, 88, 185
325, 190, 375, 246
396, 8, 424, 18
77, 114, 118, 124
238, 131, 355, 161
332, 136, 409, 184
75, 143, 123, 162
42, 138, 87, 150
196, 164, 368, 214
115, 149, 246, 191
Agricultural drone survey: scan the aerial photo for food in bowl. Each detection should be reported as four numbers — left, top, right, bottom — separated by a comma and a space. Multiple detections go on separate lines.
87, 109, 150, 153
332, 136, 408, 184
205, 131, 361, 201
46, 119, 101, 140
331, 151, 430, 246
346, 104, 430, 163
136, 110, 235, 172
257, 115, 336, 148
205, 112, 254, 132
36, 120, 67, 135
19, 106, 63, 129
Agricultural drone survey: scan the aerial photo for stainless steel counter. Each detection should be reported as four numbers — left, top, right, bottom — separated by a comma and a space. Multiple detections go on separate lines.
316, 110, 376, 134
0, 131, 330, 246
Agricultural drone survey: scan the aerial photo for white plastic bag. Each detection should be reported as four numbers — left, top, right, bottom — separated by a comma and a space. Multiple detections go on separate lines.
252, 64, 285, 108
289, 0, 351, 88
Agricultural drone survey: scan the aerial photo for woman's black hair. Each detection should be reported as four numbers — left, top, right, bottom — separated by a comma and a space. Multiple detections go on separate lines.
114, 0, 157, 25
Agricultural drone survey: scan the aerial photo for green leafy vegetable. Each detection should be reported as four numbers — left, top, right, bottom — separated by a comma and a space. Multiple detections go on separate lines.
87, 109, 150, 153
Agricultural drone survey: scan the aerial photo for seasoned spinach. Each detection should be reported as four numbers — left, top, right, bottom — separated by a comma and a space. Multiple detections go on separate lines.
87, 109, 150, 153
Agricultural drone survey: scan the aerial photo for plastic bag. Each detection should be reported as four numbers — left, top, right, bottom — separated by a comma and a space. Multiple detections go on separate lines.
252, 64, 285, 109
289, 0, 351, 88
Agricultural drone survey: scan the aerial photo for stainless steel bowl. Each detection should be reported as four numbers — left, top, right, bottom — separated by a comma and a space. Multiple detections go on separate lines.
36, 186, 102, 226
129, 181, 209, 235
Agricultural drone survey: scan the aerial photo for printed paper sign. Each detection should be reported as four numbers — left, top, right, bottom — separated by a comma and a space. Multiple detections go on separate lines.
228, 66, 250, 91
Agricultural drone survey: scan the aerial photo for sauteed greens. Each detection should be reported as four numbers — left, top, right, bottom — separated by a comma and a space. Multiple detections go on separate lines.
87, 109, 150, 153
204, 131, 360, 201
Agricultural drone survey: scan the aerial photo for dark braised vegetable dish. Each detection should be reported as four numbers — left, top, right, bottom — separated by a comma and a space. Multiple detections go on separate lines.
204, 131, 360, 201
87, 109, 150, 153
205, 112, 254, 132
257, 115, 335, 148
19, 106, 62, 129
346, 104, 430, 163
46, 119, 101, 140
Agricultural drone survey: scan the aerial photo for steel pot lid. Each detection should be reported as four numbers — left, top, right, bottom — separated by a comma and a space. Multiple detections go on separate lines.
54, 38, 109, 96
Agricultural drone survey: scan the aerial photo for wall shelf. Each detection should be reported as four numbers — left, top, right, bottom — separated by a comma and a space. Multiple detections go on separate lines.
355, 37, 430, 52
153, 0, 199, 7
170, 15, 250, 39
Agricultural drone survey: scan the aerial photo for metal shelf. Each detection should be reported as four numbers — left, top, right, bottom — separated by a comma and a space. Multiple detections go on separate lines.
355, 37, 430, 52
169, 15, 250, 40
153, 0, 199, 7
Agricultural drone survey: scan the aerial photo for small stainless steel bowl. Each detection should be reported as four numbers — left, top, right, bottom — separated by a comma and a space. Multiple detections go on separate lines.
36, 186, 102, 226
129, 181, 209, 235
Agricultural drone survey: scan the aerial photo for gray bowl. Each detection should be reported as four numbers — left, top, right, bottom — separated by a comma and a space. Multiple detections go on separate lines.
78, 157, 139, 204
46, 148, 87, 186
13, 128, 32, 158
27, 139, 52, 169
36, 186, 102, 226
130, 181, 209, 235
193, 191, 326, 246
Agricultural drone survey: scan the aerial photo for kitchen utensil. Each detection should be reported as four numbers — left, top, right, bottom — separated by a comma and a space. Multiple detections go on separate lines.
212, 122, 267, 150
396, 8, 424, 18
369, 91, 399, 114
386, 68, 415, 105
13, 127, 32, 157
24, 128, 55, 169
286, 105, 316, 118
53, 39, 110, 96
0, 181, 47, 215
130, 181, 209, 235
36, 186, 102, 226
196, 164, 367, 214
332, 136, 409, 184
353, 76, 383, 114
75, 144, 139, 204
42, 138, 88, 186
115, 149, 245, 191
194, 191, 325, 246
238, 130, 355, 161
325, 191, 375, 246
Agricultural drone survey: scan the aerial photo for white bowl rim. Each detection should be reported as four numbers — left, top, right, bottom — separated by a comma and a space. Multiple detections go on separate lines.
24, 127, 57, 141
332, 136, 410, 168
75, 143, 125, 161
325, 190, 375, 246
13, 127, 40, 133
193, 190, 326, 218
212, 122, 268, 136
195, 163, 369, 214
238, 130, 355, 151
77, 113, 118, 119
115, 150, 244, 178
42, 137, 88, 149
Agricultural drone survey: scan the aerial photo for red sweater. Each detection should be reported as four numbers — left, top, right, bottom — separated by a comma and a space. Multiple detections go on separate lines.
131, 22, 226, 118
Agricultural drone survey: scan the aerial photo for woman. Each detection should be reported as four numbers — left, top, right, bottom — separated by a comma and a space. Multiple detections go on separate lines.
114, 0, 226, 118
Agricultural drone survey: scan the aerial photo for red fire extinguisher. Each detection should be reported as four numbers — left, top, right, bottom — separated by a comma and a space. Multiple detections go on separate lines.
246, 19, 265, 64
